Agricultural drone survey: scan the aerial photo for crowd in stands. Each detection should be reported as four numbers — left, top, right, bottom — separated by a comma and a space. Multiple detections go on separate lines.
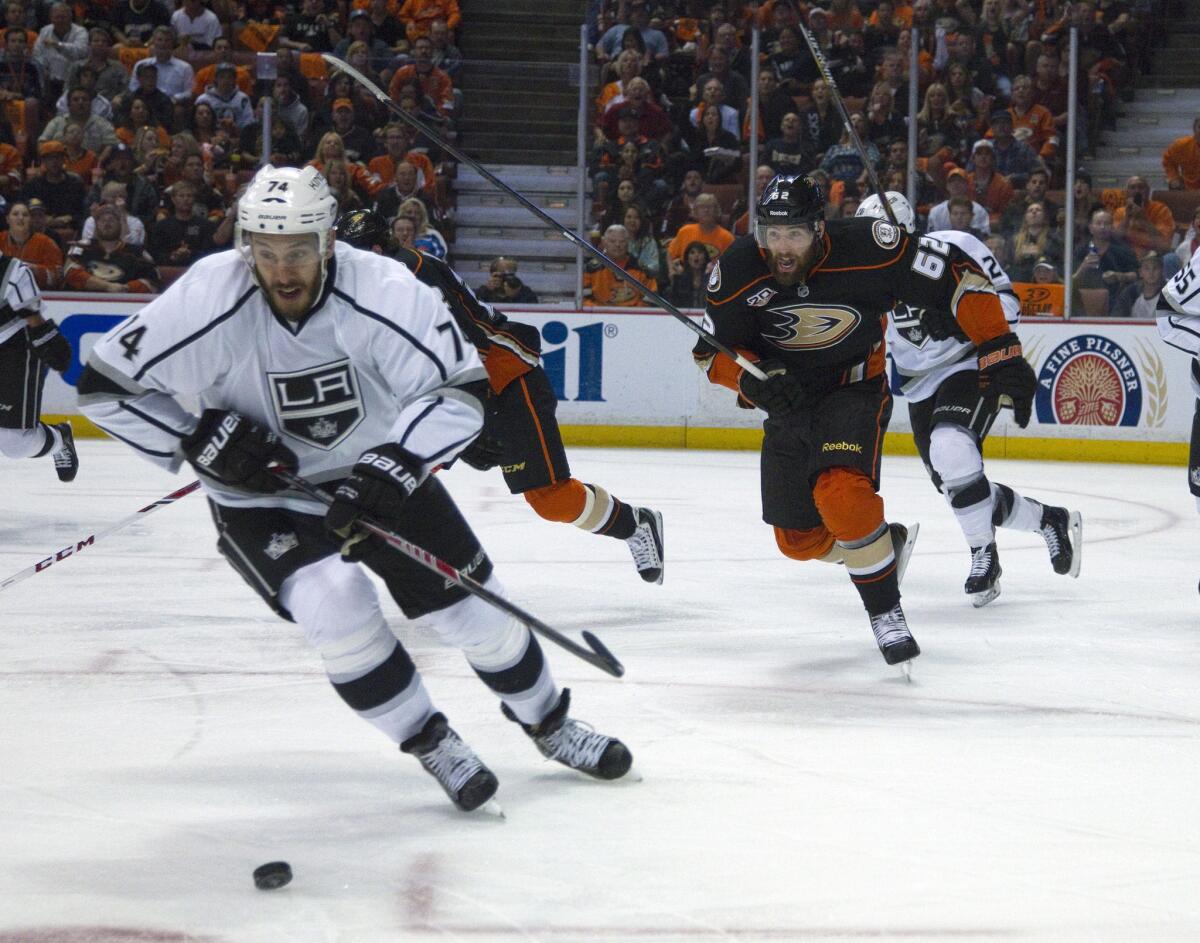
582, 0, 1197, 318
0, 0, 461, 294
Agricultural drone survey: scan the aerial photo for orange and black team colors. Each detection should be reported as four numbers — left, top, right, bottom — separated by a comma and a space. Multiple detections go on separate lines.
694, 192, 1020, 666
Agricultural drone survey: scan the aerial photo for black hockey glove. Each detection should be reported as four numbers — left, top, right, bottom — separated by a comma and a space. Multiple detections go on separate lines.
181, 409, 297, 493
26, 319, 72, 373
459, 427, 504, 471
737, 359, 809, 416
977, 332, 1036, 428
920, 308, 971, 343
325, 444, 422, 560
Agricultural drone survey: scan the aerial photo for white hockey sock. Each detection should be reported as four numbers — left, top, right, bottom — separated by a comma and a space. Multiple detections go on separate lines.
0, 425, 54, 460
991, 482, 1044, 533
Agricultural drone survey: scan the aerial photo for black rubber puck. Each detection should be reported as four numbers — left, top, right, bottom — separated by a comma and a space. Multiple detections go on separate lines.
253, 861, 293, 890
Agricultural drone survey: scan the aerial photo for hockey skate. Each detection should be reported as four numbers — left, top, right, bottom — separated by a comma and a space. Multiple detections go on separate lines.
400, 713, 499, 813
965, 543, 1002, 608
868, 604, 920, 668
626, 506, 664, 584
52, 422, 78, 483
1039, 505, 1082, 578
503, 688, 633, 781
889, 521, 920, 585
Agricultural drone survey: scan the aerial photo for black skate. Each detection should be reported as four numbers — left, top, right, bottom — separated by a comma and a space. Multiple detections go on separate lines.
868, 604, 920, 666
889, 521, 919, 585
52, 422, 78, 483
1039, 505, 1082, 578
626, 506, 664, 584
965, 542, 1002, 608
400, 713, 499, 812
503, 688, 633, 780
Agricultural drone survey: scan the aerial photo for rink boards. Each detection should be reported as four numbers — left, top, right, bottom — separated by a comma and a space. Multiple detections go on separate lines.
39, 294, 1192, 465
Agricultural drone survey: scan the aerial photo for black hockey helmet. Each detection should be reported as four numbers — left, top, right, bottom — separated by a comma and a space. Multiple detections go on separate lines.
755, 174, 824, 246
337, 208, 392, 252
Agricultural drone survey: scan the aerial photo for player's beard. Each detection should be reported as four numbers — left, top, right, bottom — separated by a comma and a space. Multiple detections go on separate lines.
262, 270, 322, 321
766, 242, 820, 287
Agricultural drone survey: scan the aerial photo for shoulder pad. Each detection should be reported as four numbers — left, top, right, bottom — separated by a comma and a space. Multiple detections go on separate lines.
817, 217, 909, 273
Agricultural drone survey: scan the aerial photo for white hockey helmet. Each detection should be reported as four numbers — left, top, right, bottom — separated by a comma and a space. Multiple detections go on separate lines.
236, 164, 339, 286
855, 190, 916, 234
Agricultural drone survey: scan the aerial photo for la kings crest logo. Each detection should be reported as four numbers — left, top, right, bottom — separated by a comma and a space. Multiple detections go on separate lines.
890, 303, 930, 349
269, 358, 364, 450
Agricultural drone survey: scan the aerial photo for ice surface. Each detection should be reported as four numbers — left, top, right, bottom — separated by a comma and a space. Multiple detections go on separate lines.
1, 441, 1198, 942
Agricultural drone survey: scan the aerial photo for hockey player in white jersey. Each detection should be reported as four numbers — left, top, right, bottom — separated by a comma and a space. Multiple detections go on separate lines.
0, 253, 78, 481
857, 191, 1081, 606
76, 166, 632, 812
1158, 243, 1200, 589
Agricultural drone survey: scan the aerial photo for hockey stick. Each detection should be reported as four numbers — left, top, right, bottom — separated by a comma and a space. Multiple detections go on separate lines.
320, 53, 767, 381
0, 479, 202, 592
273, 468, 626, 679
796, 24, 898, 227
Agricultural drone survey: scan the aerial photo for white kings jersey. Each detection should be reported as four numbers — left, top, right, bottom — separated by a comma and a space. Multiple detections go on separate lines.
1158, 244, 1200, 397
0, 255, 43, 345
78, 243, 486, 513
886, 229, 1020, 402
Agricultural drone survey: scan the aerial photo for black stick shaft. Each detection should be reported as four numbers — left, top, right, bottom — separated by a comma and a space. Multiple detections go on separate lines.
320, 54, 767, 381
275, 469, 625, 678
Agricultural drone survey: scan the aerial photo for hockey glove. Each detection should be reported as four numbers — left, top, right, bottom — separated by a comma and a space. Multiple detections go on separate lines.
737, 359, 809, 416
325, 444, 422, 560
459, 427, 504, 471
919, 308, 970, 343
977, 332, 1036, 428
181, 409, 297, 493
26, 319, 72, 373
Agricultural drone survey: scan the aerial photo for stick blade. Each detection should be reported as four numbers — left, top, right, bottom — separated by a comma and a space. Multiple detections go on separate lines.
582, 630, 625, 678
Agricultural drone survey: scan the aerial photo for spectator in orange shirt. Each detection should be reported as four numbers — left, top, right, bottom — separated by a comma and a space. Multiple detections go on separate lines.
61, 119, 97, 181
666, 193, 734, 270
367, 121, 436, 196
398, 0, 461, 43
1112, 174, 1176, 261
0, 202, 64, 288
1007, 75, 1058, 160
1163, 116, 1200, 190
387, 36, 454, 116
0, 135, 22, 199
595, 50, 640, 120
582, 224, 657, 307
966, 139, 1014, 227
191, 37, 253, 99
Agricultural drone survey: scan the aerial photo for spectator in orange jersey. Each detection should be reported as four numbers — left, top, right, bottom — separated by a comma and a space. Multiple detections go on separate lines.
582, 224, 656, 307
666, 193, 734, 269
595, 49, 640, 118
1163, 116, 1200, 190
308, 132, 380, 198
1112, 174, 1176, 261
367, 122, 436, 196
398, 0, 460, 43
1006, 75, 1058, 160
61, 119, 97, 181
967, 139, 1015, 227
191, 37, 253, 99
63, 201, 158, 293
0, 202, 64, 288
387, 36, 454, 116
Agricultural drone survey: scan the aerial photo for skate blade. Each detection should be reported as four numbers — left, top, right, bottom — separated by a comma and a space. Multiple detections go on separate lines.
896, 521, 919, 585
474, 798, 506, 819
1067, 511, 1083, 578
898, 660, 913, 682
971, 582, 1001, 608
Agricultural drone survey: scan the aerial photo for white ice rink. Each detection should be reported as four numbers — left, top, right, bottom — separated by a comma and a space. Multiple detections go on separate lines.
2, 440, 1199, 943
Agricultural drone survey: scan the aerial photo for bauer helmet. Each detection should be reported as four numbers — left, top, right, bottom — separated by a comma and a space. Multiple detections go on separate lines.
855, 190, 917, 234
337, 207, 392, 254
237, 165, 339, 290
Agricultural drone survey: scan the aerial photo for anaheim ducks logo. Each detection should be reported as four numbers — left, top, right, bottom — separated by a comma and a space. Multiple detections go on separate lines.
763, 303, 862, 351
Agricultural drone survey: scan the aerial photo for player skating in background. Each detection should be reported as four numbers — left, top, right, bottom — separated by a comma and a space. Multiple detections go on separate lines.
1157, 242, 1200, 593
76, 167, 632, 814
0, 253, 78, 482
694, 174, 1035, 668
856, 191, 1082, 606
336, 209, 665, 584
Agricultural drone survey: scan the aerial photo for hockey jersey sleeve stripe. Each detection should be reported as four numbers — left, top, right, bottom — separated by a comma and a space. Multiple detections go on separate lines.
396, 396, 442, 450
132, 286, 256, 383
708, 273, 772, 306
118, 400, 189, 438
333, 288, 449, 382
102, 425, 178, 459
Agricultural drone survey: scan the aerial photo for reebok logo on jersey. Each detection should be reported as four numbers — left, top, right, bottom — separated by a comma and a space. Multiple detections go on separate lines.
821, 441, 863, 453
764, 303, 862, 351
269, 359, 363, 450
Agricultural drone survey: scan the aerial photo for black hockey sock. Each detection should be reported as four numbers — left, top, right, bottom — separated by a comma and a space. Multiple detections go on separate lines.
596, 496, 637, 541
32, 423, 56, 458
839, 523, 900, 615
329, 641, 418, 712
471, 633, 546, 696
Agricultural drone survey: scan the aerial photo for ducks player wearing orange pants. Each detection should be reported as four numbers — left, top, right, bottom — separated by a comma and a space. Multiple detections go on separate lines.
337, 210, 665, 583
694, 175, 1036, 667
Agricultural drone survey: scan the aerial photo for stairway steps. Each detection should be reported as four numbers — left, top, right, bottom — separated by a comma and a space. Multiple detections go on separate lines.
454, 235, 578, 258
455, 204, 577, 227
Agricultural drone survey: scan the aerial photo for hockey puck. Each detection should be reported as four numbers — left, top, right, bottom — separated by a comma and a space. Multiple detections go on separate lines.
253, 861, 292, 890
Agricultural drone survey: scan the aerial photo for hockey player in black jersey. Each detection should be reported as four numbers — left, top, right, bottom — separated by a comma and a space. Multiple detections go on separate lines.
694, 174, 1036, 666
857, 191, 1081, 607
337, 209, 665, 584
0, 253, 79, 482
